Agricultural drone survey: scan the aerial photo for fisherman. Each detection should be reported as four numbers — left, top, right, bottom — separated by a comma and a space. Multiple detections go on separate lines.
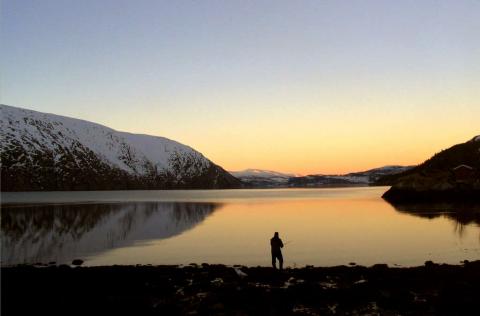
270, 232, 284, 270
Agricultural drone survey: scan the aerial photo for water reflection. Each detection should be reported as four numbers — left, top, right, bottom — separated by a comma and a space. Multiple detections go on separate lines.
386, 201, 480, 237
1, 202, 220, 265
2, 188, 479, 267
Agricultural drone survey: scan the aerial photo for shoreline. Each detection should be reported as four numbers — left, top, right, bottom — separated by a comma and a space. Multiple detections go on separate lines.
0, 186, 388, 205
3, 261, 480, 315
1, 259, 477, 269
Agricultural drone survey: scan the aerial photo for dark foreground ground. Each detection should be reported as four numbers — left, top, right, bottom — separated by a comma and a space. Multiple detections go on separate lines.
2, 261, 480, 316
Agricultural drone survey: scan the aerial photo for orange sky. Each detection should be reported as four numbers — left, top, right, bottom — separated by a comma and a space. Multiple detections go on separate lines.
3, 1, 479, 175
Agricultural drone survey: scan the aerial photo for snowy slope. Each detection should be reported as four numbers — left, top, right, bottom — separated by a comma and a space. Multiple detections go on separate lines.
0, 104, 240, 191
231, 166, 412, 187
230, 169, 296, 179
230, 169, 296, 186
290, 165, 414, 186
340, 165, 414, 183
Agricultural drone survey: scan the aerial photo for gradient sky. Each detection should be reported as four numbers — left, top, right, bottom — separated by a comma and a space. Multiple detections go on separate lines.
1, 0, 479, 175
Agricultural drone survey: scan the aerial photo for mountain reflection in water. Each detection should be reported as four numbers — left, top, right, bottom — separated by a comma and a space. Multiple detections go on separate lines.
1, 202, 219, 265
2, 188, 479, 267
387, 202, 480, 237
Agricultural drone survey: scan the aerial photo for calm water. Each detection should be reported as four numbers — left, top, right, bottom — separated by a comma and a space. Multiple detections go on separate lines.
2, 187, 479, 267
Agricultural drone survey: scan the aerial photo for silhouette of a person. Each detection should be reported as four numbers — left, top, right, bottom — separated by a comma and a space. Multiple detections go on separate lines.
270, 232, 284, 270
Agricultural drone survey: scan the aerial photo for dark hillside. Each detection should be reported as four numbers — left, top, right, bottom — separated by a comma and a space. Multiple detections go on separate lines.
381, 136, 480, 202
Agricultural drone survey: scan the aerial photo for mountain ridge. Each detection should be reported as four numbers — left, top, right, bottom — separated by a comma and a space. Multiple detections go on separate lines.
0, 104, 241, 191
231, 166, 412, 188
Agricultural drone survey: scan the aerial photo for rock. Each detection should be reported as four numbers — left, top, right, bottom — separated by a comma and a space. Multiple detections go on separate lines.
211, 303, 224, 311
424, 260, 436, 268
72, 259, 84, 266
371, 264, 389, 270
3, 261, 480, 316
233, 267, 248, 278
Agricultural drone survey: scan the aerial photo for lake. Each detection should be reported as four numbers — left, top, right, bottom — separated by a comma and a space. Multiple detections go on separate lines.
1, 187, 479, 267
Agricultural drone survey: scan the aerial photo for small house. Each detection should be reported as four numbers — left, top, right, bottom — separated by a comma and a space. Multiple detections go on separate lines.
452, 164, 474, 182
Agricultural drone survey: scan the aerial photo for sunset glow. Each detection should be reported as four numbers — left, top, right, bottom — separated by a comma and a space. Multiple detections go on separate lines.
1, 0, 478, 174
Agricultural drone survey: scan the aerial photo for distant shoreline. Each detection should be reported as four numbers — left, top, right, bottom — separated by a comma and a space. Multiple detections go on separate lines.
0, 183, 375, 193
0, 185, 390, 205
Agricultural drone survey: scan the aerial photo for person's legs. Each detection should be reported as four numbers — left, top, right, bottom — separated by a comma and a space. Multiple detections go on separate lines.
271, 252, 277, 269
278, 252, 283, 270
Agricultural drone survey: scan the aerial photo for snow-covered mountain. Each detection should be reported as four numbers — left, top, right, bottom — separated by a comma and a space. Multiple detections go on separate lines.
0, 104, 240, 191
339, 165, 414, 183
229, 169, 296, 187
289, 166, 413, 187
231, 166, 413, 188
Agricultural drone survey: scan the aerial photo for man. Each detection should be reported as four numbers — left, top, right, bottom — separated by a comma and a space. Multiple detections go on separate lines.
270, 232, 284, 270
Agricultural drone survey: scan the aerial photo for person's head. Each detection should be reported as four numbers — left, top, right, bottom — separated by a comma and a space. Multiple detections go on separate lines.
274, 232, 279, 238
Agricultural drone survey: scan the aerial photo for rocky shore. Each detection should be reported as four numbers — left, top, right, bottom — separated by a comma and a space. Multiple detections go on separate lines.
2, 261, 480, 315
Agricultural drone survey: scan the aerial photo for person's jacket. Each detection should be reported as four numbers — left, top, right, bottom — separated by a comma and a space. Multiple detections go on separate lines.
270, 237, 284, 253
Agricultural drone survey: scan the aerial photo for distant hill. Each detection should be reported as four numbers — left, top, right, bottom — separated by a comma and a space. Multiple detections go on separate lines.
229, 169, 296, 187
0, 104, 241, 191
231, 166, 412, 188
289, 165, 413, 187
382, 136, 480, 202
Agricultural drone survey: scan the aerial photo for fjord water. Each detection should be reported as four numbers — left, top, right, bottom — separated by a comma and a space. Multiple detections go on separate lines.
2, 187, 479, 267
